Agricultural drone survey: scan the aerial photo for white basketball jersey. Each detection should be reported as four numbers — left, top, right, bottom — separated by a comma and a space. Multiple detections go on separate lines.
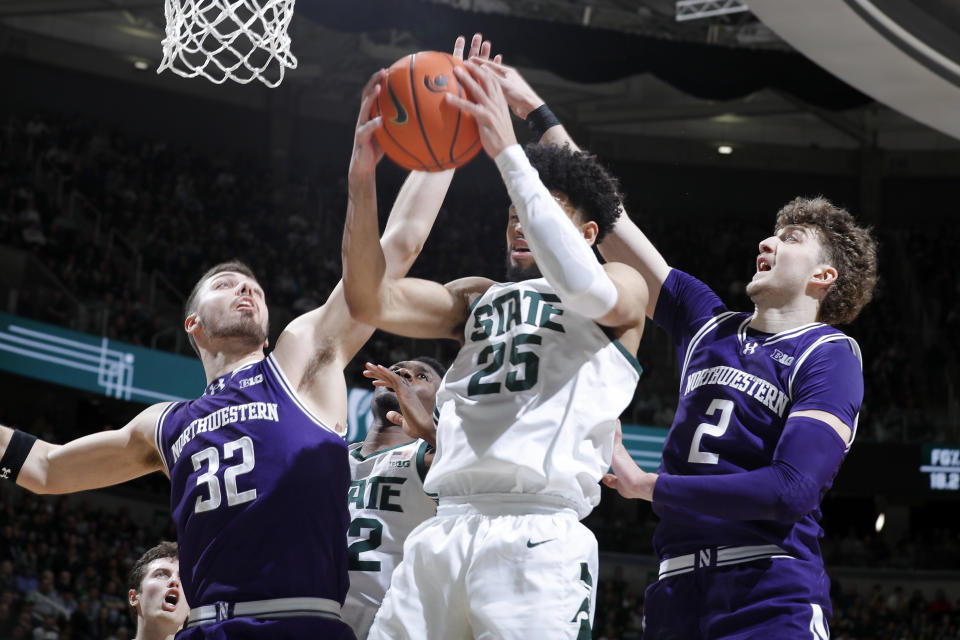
424, 278, 643, 518
346, 439, 437, 612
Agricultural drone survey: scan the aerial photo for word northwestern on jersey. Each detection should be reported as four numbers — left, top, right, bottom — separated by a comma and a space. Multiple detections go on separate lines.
685, 365, 788, 417
170, 402, 279, 463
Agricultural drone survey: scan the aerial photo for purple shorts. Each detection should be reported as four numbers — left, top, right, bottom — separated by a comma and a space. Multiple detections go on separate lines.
642, 557, 831, 640
176, 617, 356, 640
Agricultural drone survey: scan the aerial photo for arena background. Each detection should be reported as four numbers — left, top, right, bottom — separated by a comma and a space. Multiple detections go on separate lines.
0, 1, 958, 638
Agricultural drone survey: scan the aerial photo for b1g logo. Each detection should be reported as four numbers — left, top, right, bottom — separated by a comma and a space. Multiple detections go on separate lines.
770, 349, 795, 366
239, 374, 263, 388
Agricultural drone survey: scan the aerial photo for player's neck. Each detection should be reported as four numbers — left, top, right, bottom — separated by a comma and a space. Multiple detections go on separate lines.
133, 620, 178, 640
361, 420, 414, 456
200, 348, 264, 383
749, 303, 819, 334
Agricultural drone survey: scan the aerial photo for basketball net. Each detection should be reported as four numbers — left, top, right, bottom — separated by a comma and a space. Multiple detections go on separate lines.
158, 0, 297, 88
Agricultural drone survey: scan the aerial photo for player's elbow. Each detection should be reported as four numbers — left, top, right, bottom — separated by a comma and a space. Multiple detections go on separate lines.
383, 236, 425, 278
772, 471, 822, 524
343, 286, 381, 325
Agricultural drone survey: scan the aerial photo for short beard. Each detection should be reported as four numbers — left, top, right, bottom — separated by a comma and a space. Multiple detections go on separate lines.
209, 317, 268, 347
505, 254, 542, 282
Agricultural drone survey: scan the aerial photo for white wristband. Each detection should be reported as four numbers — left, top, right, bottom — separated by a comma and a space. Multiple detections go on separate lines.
495, 145, 618, 319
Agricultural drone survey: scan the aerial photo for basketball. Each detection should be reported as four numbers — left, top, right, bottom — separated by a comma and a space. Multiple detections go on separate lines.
373, 51, 482, 172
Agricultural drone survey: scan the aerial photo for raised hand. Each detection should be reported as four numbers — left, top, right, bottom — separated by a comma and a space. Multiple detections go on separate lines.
445, 60, 517, 160
601, 420, 658, 501
348, 69, 386, 179
363, 362, 436, 445
474, 59, 544, 119
453, 32, 502, 63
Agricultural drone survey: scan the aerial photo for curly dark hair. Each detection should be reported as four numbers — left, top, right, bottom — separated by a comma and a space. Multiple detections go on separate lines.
775, 197, 878, 325
127, 540, 178, 593
524, 143, 622, 242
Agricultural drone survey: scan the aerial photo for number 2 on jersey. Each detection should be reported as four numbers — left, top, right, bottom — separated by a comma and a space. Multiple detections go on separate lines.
348, 517, 383, 571
687, 398, 734, 464
191, 436, 258, 513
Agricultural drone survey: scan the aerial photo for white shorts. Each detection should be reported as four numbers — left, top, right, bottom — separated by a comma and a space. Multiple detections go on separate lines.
367, 494, 597, 640
342, 591, 378, 640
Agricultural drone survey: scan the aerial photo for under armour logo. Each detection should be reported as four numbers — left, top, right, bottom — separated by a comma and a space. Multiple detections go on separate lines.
0, 468, 10, 480
207, 379, 226, 395
742, 342, 758, 355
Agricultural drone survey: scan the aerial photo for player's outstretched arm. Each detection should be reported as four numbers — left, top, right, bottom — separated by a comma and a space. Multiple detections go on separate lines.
341, 157, 484, 341
475, 58, 580, 151
470, 57, 667, 318
0, 405, 166, 495
598, 212, 671, 319
607, 412, 852, 524
451, 62, 646, 334
276, 35, 499, 385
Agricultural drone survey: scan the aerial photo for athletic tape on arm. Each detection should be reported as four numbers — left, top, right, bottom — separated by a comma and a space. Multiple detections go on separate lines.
495, 145, 618, 319
652, 416, 847, 524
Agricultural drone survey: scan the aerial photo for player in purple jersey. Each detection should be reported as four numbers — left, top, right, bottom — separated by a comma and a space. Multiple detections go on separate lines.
482, 62, 880, 638
0, 59, 464, 637
599, 201, 879, 639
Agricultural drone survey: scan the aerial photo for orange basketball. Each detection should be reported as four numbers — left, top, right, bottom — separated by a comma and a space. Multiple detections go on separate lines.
373, 51, 482, 172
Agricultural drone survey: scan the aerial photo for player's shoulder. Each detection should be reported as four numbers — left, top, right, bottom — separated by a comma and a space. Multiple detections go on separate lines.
445, 276, 496, 295
795, 325, 861, 361
445, 276, 497, 309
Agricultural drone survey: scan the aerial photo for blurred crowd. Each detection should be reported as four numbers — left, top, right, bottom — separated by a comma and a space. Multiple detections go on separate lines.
0, 486, 174, 640
0, 111, 956, 443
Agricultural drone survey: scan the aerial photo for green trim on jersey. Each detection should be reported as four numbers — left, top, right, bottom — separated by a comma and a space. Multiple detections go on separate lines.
467, 292, 485, 316
612, 339, 644, 377
350, 440, 415, 462
415, 440, 432, 483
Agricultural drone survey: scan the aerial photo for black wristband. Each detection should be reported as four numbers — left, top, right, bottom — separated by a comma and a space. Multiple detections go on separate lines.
0, 430, 37, 482
526, 104, 561, 140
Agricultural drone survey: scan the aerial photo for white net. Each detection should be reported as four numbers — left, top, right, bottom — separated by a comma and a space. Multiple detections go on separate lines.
158, 0, 297, 88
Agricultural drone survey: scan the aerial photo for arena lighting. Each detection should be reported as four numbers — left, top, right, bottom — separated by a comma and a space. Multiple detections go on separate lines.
717, 145, 733, 154
133, 59, 149, 70
676, 0, 749, 22
875, 513, 885, 533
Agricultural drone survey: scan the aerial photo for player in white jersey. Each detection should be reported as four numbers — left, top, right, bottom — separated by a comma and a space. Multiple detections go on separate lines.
341, 49, 649, 639
343, 357, 446, 639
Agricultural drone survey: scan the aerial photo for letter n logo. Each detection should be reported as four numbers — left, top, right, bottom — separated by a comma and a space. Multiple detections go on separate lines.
699, 549, 711, 568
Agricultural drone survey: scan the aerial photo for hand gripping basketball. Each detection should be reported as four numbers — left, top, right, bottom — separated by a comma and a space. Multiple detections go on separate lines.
446, 61, 519, 161
373, 52, 482, 172
350, 69, 388, 178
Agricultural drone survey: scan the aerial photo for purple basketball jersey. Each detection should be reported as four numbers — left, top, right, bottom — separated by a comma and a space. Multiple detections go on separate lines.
155, 353, 350, 608
652, 270, 863, 565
